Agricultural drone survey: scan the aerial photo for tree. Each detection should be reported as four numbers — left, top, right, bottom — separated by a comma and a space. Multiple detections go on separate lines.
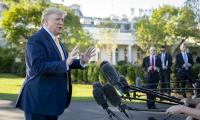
0, 0, 94, 60
135, 5, 200, 55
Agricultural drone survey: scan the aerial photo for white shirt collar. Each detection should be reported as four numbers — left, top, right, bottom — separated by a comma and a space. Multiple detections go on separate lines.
43, 26, 56, 41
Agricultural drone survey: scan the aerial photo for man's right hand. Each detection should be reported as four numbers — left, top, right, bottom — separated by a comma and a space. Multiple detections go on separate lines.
67, 46, 79, 65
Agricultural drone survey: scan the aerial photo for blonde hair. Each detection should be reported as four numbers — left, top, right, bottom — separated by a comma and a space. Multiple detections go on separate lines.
41, 7, 66, 24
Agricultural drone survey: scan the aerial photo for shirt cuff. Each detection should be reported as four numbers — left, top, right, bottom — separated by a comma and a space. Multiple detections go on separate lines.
80, 61, 87, 68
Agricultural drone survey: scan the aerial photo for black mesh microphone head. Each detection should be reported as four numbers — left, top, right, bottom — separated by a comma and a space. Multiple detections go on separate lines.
119, 75, 130, 96
93, 82, 103, 89
93, 87, 108, 109
100, 61, 119, 85
100, 60, 109, 67
119, 75, 129, 88
102, 83, 121, 107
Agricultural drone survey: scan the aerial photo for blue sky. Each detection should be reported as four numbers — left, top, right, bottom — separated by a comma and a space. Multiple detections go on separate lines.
51, 0, 186, 18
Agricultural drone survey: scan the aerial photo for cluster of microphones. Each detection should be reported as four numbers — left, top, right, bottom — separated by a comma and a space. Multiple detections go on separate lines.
93, 61, 174, 120
93, 82, 132, 120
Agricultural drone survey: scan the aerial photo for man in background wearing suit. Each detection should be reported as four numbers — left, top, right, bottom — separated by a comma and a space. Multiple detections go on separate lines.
142, 46, 161, 109
175, 43, 193, 98
158, 45, 172, 95
15, 7, 95, 120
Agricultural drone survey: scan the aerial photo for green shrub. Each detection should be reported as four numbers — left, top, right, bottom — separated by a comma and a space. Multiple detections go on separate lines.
92, 66, 99, 83
0, 47, 15, 73
77, 69, 83, 83
126, 65, 135, 84
11, 62, 25, 77
118, 64, 129, 76
71, 69, 78, 82
99, 71, 107, 84
192, 64, 200, 79
87, 64, 95, 83
82, 69, 88, 83
117, 60, 128, 66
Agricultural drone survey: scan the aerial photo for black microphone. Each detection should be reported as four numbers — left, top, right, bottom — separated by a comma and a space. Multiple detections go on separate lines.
93, 83, 124, 120
100, 61, 119, 86
92, 82, 108, 109
93, 82, 103, 89
118, 75, 130, 97
102, 83, 122, 107
102, 84, 131, 118
100, 61, 128, 96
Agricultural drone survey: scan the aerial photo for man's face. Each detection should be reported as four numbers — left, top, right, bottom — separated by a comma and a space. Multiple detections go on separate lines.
150, 47, 156, 55
44, 13, 64, 36
160, 47, 166, 53
180, 45, 186, 52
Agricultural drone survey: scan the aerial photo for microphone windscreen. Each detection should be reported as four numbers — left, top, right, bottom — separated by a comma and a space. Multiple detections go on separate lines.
118, 75, 130, 95
93, 87, 108, 109
100, 61, 119, 85
100, 60, 109, 67
102, 83, 121, 107
93, 82, 103, 89
119, 75, 129, 88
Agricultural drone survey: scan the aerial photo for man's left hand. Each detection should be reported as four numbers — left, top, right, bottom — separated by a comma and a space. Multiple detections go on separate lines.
80, 47, 95, 65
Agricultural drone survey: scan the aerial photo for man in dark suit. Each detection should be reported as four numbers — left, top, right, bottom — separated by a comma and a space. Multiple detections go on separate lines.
158, 45, 172, 95
15, 7, 95, 120
142, 46, 161, 109
175, 43, 193, 98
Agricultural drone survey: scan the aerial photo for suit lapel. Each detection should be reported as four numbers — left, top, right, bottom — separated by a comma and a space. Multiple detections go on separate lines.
40, 28, 62, 60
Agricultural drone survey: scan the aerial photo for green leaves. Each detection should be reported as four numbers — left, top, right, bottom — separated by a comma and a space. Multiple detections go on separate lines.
135, 5, 199, 54
0, 0, 94, 58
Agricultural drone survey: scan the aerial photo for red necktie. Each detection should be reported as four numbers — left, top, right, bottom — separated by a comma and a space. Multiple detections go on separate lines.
152, 56, 155, 72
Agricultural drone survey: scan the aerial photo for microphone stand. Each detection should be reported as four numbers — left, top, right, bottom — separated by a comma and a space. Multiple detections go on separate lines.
129, 86, 183, 104
105, 108, 124, 120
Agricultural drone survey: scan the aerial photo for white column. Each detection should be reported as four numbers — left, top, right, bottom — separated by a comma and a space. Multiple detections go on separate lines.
112, 49, 116, 65
128, 45, 132, 63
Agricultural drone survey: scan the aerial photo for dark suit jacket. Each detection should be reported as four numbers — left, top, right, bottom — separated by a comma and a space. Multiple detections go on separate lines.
158, 52, 172, 71
15, 28, 84, 116
142, 55, 162, 73
175, 52, 193, 70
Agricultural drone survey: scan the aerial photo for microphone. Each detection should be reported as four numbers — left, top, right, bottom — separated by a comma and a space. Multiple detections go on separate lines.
92, 82, 108, 109
102, 83, 122, 107
93, 82, 103, 89
102, 83, 131, 118
92, 82, 124, 120
100, 61, 119, 86
118, 75, 130, 97
100, 61, 129, 96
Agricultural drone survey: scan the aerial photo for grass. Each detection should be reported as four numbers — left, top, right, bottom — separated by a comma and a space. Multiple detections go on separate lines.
0, 73, 146, 102
0, 73, 94, 101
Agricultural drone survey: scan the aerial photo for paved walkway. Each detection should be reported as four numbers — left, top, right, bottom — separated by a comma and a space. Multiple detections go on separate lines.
0, 100, 186, 120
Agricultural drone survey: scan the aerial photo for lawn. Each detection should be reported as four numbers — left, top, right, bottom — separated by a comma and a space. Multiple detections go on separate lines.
0, 74, 147, 103
0, 74, 93, 101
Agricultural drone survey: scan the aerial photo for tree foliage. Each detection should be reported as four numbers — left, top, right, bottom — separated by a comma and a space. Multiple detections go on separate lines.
0, 0, 94, 57
135, 5, 200, 55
